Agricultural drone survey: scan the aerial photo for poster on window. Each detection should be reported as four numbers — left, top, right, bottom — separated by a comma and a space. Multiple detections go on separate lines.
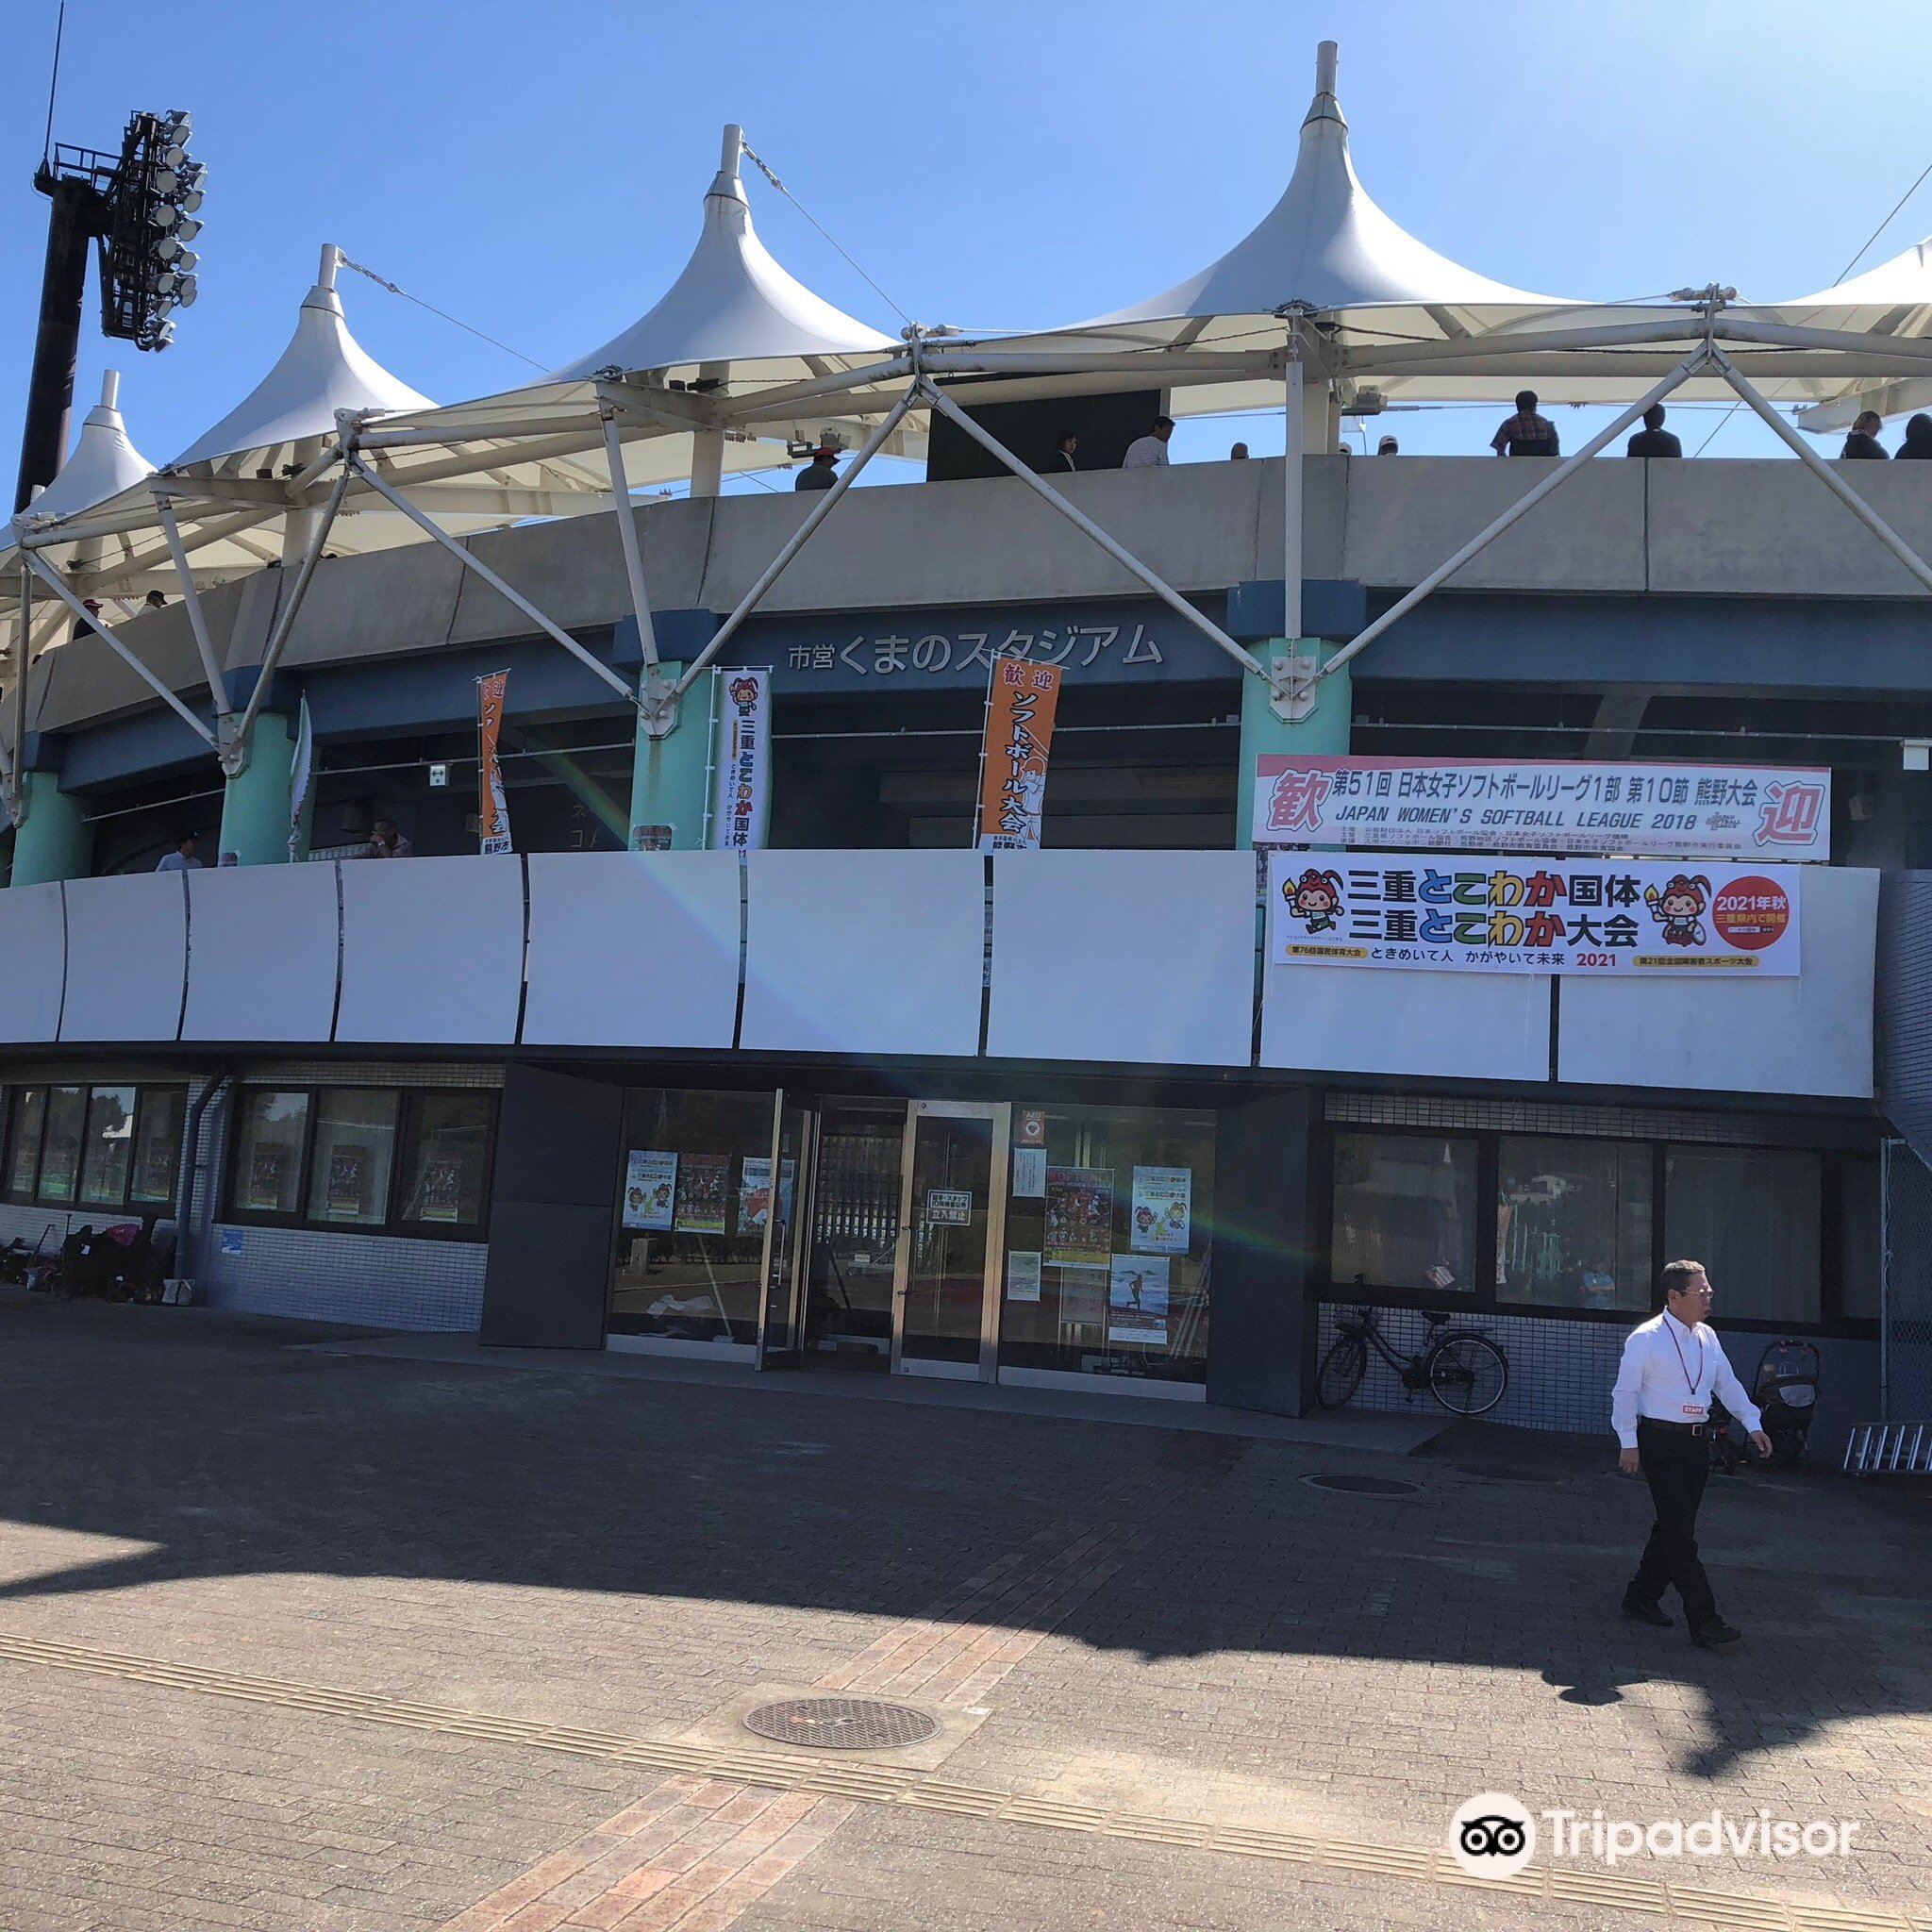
1010, 1146, 1046, 1199
245, 1145, 290, 1211
420, 1157, 464, 1224
1252, 756, 1830, 862
1108, 1255, 1170, 1346
325, 1144, 370, 1219
476, 670, 513, 856
976, 657, 1062, 850
1130, 1167, 1192, 1256
1006, 1250, 1042, 1303
674, 1153, 729, 1234
740, 1156, 796, 1235
710, 669, 771, 851
1044, 1166, 1114, 1267
1269, 853, 1800, 976
622, 1150, 677, 1232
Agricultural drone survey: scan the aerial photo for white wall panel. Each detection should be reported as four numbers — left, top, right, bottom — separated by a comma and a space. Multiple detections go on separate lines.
523, 852, 741, 1049
1260, 958, 1552, 1081
988, 851, 1256, 1068
741, 850, 983, 1058
59, 873, 187, 1042
0, 884, 67, 1045
181, 863, 340, 1043
1559, 865, 1875, 1098
335, 855, 525, 1045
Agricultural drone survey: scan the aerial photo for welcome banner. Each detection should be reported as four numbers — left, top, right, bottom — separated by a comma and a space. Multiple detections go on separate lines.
1270, 853, 1800, 976
476, 671, 512, 856
977, 656, 1062, 850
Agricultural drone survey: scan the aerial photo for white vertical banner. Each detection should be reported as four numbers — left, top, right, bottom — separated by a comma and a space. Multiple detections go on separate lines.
287, 693, 314, 861
711, 668, 771, 851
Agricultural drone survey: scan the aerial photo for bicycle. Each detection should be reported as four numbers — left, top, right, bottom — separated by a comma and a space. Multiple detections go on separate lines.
1316, 1305, 1509, 1417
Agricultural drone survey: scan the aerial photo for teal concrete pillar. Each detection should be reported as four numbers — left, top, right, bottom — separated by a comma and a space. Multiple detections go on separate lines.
1236, 638, 1352, 847
628, 664, 716, 851
218, 710, 299, 866
8, 771, 92, 886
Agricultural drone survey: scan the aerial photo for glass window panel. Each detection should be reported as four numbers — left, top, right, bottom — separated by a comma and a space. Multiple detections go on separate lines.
1840, 1157, 1880, 1322
1331, 1131, 1477, 1295
305, 1090, 401, 1226
77, 1086, 138, 1208
130, 1089, 187, 1206
396, 1093, 492, 1230
609, 1087, 776, 1344
999, 1104, 1214, 1385
232, 1090, 310, 1217
1497, 1137, 1652, 1312
6, 1088, 46, 1199
1665, 1146, 1821, 1324
38, 1086, 88, 1205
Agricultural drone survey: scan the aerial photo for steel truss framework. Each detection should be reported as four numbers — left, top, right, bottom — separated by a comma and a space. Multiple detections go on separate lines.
9, 296, 1932, 831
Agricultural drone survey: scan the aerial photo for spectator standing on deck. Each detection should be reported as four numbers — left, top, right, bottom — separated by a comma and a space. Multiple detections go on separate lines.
1625, 404, 1682, 458
1122, 417, 1174, 468
1841, 411, 1889, 459
1491, 389, 1559, 457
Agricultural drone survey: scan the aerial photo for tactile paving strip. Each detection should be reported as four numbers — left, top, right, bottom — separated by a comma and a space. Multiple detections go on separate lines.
0, 1630, 1921, 1932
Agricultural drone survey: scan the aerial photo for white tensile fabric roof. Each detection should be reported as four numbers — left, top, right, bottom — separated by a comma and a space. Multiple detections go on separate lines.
1779, 236, 1932, 432
23, 372, 154, 524
171, 245, 433, 472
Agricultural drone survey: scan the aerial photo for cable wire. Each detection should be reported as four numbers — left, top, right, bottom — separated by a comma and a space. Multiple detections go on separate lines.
339, 258, 548, 371
739, 141, 914, 329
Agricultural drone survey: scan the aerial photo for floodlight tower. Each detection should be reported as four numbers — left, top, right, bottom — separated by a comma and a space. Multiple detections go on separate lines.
14, 107, 207, 512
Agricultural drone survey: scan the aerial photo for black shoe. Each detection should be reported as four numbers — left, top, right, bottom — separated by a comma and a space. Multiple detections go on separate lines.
1690, 1620, 1743, 1649
1622, 1593, 1673, 1628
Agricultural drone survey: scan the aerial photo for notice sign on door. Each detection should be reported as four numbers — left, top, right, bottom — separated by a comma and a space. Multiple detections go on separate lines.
1270, 853, 1800, 975
925, 1188, 974, 1226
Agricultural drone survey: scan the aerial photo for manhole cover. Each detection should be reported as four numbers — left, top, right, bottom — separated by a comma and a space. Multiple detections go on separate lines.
743, 1697, 939, 1751
1301, 1472, 1424, 1496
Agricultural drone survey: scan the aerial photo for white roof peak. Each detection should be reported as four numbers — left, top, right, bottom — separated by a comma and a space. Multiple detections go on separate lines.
21, 366, 155, 524
171, 243, 432, 469
548, 125, 893, 382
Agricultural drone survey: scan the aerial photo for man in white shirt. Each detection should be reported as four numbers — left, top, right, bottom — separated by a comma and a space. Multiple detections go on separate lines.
1122, 416, 1174, 469
1611, 1258, 1771, 1648
155, 833, 203, 873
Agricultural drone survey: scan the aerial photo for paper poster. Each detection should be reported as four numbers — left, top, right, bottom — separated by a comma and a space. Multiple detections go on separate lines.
1044, 1167, 1114, 1267
1108, 1255, 1170, 1347
977, 658, 1063, 850
1058, 1271, 1105, 1329
1253, 756, 1830, 862
623, 1150, 678, 1232
738, 1156, 774, 1234
1130, 1167, 1192, 1256
1006, 1250, 1042, 1303
245, 1145, 289, 1211
1010, 1147, 1046, 1199
711, 670, 771, 851
325, 1144, 369, 1218
925, 1188, 973, 1226
219, 1227, 244, 1256
476, 670, 513, 855
674, 1153, 729, 1234
420, 1157, 463, 1224
1270, 853, 1801, 977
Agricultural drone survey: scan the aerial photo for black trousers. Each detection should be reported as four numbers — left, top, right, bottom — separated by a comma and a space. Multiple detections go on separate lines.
1628, 1422, 1719, 1632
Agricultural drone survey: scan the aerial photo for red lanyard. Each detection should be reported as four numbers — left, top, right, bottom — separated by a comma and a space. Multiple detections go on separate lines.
1665, 1317, 1704, 1397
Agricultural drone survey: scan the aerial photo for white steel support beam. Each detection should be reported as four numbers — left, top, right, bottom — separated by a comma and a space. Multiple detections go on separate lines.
1284, 329, 1304, 641
671, 386, 921, 703
228, 462, 356, 769
917, 379, 1272, 684
22, 551, 220, 746
1714, 350, 1932, 598
347, 453, 638, 708
153, 493, 236, 734
1, 563, 25, 817
599, 407, 659, 667
1309, 347, 1712, 691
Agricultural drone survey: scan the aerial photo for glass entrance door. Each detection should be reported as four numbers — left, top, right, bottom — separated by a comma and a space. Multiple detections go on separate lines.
754, 1096, 810, 1369
891, 1101, 1010, 1380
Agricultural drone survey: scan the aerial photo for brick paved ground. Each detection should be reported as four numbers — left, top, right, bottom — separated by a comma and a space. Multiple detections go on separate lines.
0, 1290, 1927, 1930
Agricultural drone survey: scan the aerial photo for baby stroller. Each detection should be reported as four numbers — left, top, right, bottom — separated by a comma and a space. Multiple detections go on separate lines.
1710, 1339, 1820, 1473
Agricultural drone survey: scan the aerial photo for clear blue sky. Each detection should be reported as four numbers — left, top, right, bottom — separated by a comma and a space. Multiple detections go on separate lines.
7, 0, 1932, 491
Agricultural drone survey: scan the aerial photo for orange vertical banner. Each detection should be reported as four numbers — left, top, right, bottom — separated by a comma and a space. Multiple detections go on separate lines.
976, 655, 1062, 850
476, 670, 512, 855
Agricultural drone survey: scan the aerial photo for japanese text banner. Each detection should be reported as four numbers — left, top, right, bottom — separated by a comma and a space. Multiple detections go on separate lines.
711, 669, 771, 851
1254, 757, 1830, 862
978, 657, 1062, 851
476, 670, 512, 856
1270, 853, 1800, 976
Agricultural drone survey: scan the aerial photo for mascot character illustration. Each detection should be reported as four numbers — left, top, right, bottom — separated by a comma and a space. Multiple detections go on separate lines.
1643, 873, 1710, 947
1284, 867, 1345, 935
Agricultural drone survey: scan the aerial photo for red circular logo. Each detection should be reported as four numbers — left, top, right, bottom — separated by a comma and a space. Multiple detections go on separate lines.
1711, 875, 1790, 951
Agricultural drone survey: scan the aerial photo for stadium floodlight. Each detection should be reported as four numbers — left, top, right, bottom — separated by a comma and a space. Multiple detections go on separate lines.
16, 99, 209, 508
